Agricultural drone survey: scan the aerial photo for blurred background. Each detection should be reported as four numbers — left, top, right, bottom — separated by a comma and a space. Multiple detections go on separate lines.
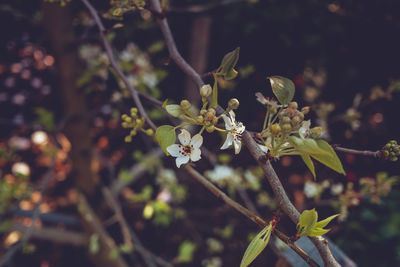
0, 0, 400, 266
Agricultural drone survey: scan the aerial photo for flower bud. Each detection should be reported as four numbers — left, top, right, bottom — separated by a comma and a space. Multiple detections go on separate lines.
310, 127, 322, 138
200, 84, 212, 98
301, 106, 310, 115
228, 98, 240, 110
200, 109, 207, 116
124, 136, 132, 143
180, 100, 191, 110
282, 123, 292, 133
130, 129, 137, 136
196, 115, 204, 124
145, 129, 154, 136
121, 122, 129, 128
206, 125, 215, 133
208, 108, 216, 116
121, 114, 129, 121
130, 107, 138, 116
286, 108, 295, 117
212, 117, 218, 125
270, 123, 281, 135
281, 116, 291, 124
288, 101, 298, 110
291, 116, 302, 126
205, 111, 215, 121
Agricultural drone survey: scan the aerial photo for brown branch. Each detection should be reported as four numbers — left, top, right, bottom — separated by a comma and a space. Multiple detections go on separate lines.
77, 193, 129, 267
242, 131, 340, 267
9, 223, 88, 246
183, 165, 319, 267
333, 145, 382, 158
102, 187, 174, 267
149, 0, 205, 89
81, 0, 156, 131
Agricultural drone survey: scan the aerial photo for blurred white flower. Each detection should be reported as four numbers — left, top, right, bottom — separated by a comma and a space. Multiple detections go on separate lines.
12, 162, 30, 177
8, 136, 30, 150
205, 165, 241, 187
331, 183, 344, 195
304, 181, 318, 198
31, 131, 49, 146
167, 129, 202, 168
299, 120, 311, 139
221, 111, 245, 154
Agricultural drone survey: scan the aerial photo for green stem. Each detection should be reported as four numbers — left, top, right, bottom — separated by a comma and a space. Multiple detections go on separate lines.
263, 110, 270, 130
199, 126, 206, 135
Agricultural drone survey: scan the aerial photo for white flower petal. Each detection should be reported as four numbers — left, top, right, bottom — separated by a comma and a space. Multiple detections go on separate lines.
190, 134, 203, 149
190, 148, 201, 162
258, 144, 269, 154
222, 115, 233, 130
166, 144, 182, 157
228, 110, 236, 121
178, 129, 191, 145
233, 139, 242, 154
236, 123, 245, 134
221, 134, 233, 150
176, 156, 189, 168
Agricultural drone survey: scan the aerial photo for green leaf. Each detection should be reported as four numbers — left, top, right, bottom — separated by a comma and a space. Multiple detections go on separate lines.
308, 227, 330, 236
297, 209, 318, 237
224, 68, 238, 80
210, 73, 218, 108
288, 137, 345, 177
165, 104, 183, 117
240, 224, 272, 267
314, 214, 339, 229
218, 47, 240, 80
155, 125, 176, 154
89, 234, 100, 254
267, 76, 295, 105
297, 209, 339, 237
301, 154, 316, 179
176, 241, 197, 263
312, 140, 346, 175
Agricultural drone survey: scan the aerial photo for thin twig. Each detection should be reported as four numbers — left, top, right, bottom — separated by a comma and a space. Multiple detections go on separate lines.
183, 165, 319, 267
334, 145, 382, 158
149, 0, 205, 89
242, 131, 340, 267
81, 0, 156, 131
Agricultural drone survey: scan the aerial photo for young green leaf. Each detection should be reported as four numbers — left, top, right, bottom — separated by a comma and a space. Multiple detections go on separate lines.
210, 73, 219, 108
288, 136, 345, 177
296, 209, 339, 237
312, 140, 346, 175
218, 47, 240, 80
296, 208, 318, 237
267, 76, 295, 105
165, 104, 183, 117
301, 154, 316, 178
240, 224, 272, 267
155, 125, 176, 154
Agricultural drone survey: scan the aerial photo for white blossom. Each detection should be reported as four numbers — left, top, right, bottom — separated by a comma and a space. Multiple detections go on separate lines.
299, 120, 311, 139
304, 181, 318, 198
167, 129, 202, 168
220, 111, 245, 154
205, 165, 241, 187
331, 183, 344, 195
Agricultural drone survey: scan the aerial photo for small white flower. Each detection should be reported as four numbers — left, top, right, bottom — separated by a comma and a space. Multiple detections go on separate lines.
166, 129, 203, 168
205, 165, 241, 187
331, 183, 344, 195
221, 111, 245, 154
304, 181, 318, 198
299, 120, 311, 139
